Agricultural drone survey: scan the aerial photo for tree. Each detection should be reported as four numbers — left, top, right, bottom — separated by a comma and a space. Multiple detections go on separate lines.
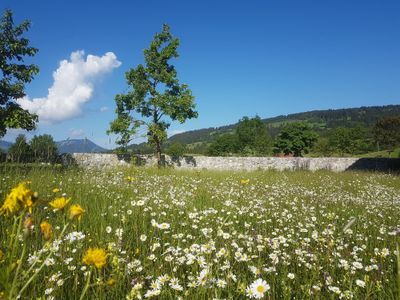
313, 137, 333, 157
328, 127, 369, 156
235, 116, 271, 155
0, 9, 39, 137
108, 24, 197, 165
8, 134, 31, 163
274, 122, 318, 157
166, 142, 186, 157
373, 116, 400, 153
30, 134, 58, 163
207, 134, 239, 156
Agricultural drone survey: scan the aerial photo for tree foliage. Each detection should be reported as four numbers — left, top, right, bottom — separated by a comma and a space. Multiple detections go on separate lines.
373, 116, 400, 152
236, 116, 271, 155
207, 116, 271, 156
0, 9, 39, 137
7, 134, 59, 163
166, 142, 186, 157
30, 134, 58, 163
207, 134, 239, 156
7, 134, 31, 163
274, 122, 318, 157
108, 24, 197, 165
328, 127, 370, 155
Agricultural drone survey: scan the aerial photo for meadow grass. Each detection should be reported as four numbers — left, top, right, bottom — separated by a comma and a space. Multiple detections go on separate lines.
0, 165, 399, 299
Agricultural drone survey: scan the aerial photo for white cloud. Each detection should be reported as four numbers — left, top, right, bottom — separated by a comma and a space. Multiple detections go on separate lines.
99, 106, 109, 112
17, 50, 121, 123
68, 128, 85, 138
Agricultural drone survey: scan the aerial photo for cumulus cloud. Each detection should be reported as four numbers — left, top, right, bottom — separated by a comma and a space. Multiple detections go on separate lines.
17, 50, 121, 123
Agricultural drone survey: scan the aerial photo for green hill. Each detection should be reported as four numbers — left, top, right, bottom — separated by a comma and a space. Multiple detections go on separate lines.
169, 105, 400, 144
127, 104, 400, 154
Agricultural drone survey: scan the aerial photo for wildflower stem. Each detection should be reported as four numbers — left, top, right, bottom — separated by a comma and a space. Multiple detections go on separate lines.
7, 215, 18, 257
17, 222, 69, 298
79, 270, 92, 300
9, 241, 26, 299
9, 214, 22, 262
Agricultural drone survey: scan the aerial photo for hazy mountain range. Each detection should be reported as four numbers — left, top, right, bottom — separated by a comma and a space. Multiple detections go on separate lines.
0, 139, 107, 154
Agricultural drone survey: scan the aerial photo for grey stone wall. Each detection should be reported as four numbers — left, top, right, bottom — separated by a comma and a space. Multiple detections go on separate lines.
65, 153, 400, 172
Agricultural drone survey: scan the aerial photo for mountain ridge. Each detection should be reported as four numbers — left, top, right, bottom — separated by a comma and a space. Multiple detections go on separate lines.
0, 139, 107, 154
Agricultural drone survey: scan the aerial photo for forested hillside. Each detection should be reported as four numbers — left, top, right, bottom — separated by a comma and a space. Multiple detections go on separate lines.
127, 105, 400, 156
169, 105, 400, 144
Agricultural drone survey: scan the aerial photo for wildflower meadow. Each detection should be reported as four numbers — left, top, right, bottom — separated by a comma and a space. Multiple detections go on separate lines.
0, 166, 399, 299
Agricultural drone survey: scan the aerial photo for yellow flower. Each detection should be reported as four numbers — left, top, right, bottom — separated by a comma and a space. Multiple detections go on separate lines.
106, 278, 116, 286
52, 188, 60, 193
126, 176, 136, 182
0, 182, 35, 216
240, 179, 250, 185
69, 204, 85, 220
49, 197, 70, 211
40, 221, 53, 240
82, 247, 107, 269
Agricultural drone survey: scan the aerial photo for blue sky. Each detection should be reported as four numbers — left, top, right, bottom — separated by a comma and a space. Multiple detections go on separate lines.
2, 0, 400, 148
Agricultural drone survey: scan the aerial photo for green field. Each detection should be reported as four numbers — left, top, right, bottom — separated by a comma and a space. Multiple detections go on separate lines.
0, 166, 399, 299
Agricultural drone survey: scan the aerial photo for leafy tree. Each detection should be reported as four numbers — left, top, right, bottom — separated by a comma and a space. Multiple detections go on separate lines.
313, 137, 333, 157
207, 134, 239, 156
236, 116, 271, 155
7, 134, 31, 163
109, 24, 197, 165
328, 127, 370, 155
0, 9, 39, 137
30, 134, 58, 163
373, 116, 400, 153
166, 142, 186, 157
274, 122, 318, 157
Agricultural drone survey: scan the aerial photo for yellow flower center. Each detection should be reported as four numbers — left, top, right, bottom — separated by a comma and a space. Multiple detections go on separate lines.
257, 285, 265, 293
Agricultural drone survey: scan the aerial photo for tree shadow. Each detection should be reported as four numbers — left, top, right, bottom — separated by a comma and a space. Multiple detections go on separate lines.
346, 158, 400, 173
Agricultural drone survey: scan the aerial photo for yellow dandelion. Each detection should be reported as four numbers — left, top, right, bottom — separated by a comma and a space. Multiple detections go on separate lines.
40, 221, 53, 240
69, 204, 85, 220
0, 181, 35, 216
82, 247, 107, 269
49, 197, 70, 211
52, 188, 60, 193
240, 179, 250, 185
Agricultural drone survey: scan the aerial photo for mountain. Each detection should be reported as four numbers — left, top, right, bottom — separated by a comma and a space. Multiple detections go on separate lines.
56, 139, 107, 153
168, 105, 400, 144
0, 140, 12, 151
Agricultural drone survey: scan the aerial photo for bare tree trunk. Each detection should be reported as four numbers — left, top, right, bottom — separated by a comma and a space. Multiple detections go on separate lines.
154, 138, 164, 167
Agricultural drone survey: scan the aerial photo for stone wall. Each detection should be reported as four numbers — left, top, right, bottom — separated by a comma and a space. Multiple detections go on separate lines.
65, 153, 400, 172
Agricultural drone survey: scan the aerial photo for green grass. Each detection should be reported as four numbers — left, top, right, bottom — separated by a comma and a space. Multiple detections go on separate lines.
0, 166, 400, 299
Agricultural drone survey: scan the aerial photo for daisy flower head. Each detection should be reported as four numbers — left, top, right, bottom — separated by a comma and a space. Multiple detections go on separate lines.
248, 278, 270, 299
